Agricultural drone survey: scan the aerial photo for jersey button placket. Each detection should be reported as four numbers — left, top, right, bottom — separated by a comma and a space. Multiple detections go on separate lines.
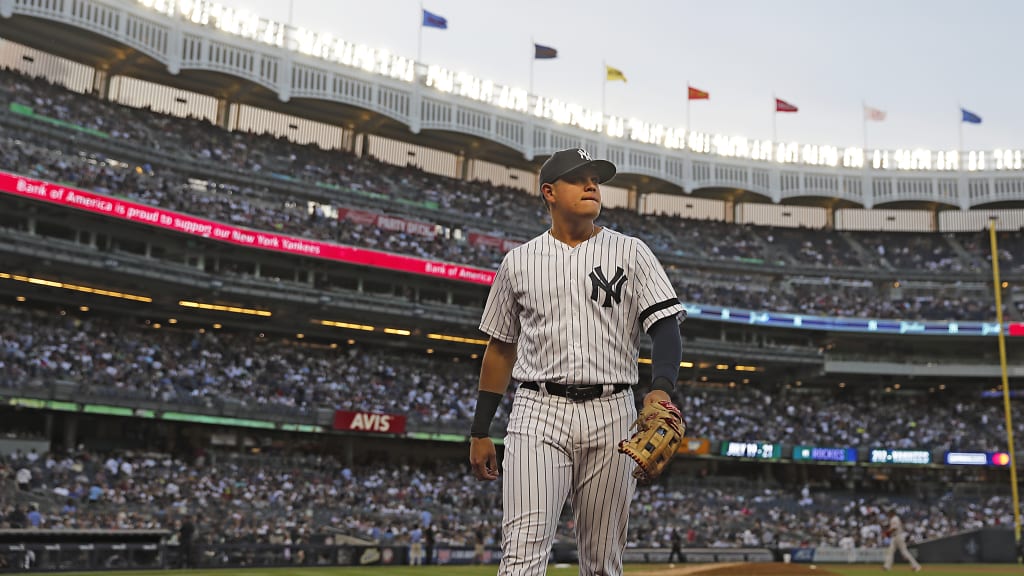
567, 250, 582, 383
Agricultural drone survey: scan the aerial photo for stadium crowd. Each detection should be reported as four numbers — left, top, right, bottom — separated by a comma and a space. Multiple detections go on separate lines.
1, 304, 1019, 451
0, 69, 1021, 325
0, 446, 1015, 555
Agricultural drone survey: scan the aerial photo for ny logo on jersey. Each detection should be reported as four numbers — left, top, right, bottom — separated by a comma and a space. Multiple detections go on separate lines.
577, 149, 593, 161
589, 265, 627, 307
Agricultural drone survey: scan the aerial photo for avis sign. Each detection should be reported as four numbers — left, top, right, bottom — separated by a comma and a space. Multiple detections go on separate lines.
333, 410, 406, 434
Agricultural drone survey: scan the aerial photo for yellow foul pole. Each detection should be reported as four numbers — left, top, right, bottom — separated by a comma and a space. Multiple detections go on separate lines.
989, 217, 1021, 562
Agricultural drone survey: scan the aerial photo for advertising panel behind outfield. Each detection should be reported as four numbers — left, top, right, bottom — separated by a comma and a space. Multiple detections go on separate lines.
333, 411, 406, 434
869, 449, 931, 465
720, 441, 781, 460
792, 445, 858, 463
677, 437, 710, 455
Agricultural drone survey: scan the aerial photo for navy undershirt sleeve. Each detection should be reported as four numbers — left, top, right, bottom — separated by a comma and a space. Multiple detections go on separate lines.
648, 315, 682, 390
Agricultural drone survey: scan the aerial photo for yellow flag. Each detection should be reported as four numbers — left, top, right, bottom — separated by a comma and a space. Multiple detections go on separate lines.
606, 65, 627, 83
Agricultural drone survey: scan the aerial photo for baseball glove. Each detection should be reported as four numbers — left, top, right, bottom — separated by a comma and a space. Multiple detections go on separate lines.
618, 400, 686, 483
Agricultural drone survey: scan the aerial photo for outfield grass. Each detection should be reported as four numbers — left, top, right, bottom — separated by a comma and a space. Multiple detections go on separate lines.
43, 563, 1022, 576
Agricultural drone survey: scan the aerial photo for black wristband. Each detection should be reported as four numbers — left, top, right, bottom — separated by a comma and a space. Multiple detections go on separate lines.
470, 390, 503, 438
651, 376, 675, 394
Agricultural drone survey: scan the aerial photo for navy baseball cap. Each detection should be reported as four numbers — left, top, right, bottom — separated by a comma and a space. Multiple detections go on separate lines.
539, 148, 616, 187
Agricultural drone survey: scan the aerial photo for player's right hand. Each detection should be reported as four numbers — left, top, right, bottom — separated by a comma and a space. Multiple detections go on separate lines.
470, 437, 499, 481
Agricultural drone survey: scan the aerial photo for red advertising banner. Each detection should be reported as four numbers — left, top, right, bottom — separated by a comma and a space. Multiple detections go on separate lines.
336, 207, 378, 226
376, 214, 436, 237
336, 208, 437, 238
333, 410, 406, 434
467, 232, 522, 253
0, 171, 495, 285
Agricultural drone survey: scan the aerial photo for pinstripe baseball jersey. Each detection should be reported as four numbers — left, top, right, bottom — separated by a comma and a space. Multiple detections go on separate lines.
479, 227, 683, 386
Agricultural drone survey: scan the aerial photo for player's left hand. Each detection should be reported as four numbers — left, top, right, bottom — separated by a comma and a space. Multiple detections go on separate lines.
643, 389, 674, 409
618, 393, 685, 483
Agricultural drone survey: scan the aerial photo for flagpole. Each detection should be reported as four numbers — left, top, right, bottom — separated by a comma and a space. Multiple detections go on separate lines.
958, 103, 964, 167
529, 37, 535, 96
686, 81, 691, 132
602, 60, 607, 123
417, 2, 424, 63
772, 93, 777, 143
862, 100, 868, 152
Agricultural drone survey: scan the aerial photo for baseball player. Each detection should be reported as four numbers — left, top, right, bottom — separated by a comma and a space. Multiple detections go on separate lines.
883, 510, 922, 572
469, 148, 685, 575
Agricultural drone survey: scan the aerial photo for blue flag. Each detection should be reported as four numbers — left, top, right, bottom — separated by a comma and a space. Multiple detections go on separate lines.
961, 108, 982, 124
534, 44, 558, 59
422, 9, 447, 29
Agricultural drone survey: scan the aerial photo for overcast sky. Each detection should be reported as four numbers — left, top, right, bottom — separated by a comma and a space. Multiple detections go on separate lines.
215, 0, 1022, 152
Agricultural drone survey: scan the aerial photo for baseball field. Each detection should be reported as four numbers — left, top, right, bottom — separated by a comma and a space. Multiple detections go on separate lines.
44, 564, 1021, 576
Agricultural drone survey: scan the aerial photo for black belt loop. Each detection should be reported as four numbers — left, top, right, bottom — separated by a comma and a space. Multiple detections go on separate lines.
520, 381, 630, 401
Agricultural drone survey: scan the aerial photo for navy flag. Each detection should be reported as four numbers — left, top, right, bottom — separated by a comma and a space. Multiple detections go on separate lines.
961, 108, 982, 124
422, 9, 447, 29
534, 43, 558, 59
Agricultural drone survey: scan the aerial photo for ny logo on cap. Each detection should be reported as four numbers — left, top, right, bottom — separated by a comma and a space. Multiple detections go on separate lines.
577, 149, 592, 161
589, 265, 627, 308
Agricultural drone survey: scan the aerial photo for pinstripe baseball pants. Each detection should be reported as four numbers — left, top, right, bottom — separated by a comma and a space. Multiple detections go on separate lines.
499, 386, 637, 576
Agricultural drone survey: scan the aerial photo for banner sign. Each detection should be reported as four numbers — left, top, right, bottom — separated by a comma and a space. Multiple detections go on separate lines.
677, 437, 711, 455
332, 411, 406, 434
467, 232, 523, 253
336, 208, 437, 237
792, 546, 887, 563
720, 441, 781, 460
0, 171, 495, 285
869, 448, 931, 465
945, 451, 1010, 466
683, 303, 1021, 338
792, 445, 858, 463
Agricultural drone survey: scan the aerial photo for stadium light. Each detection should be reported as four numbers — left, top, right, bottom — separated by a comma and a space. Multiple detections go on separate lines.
317, 319, 374, 332
426, 333, 488, 346
637, 359, 694, 368
178, 300, 272, 316
0, 272, 152, 302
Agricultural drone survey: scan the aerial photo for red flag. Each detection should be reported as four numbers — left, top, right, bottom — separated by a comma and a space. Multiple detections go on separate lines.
688, 86, 710, 100
775, 98, 798, 113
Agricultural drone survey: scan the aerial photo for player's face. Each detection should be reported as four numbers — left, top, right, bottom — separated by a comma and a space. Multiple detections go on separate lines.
547, 167, 602, 221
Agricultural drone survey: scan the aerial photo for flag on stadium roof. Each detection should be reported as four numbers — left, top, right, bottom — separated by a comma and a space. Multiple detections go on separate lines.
775, 98, 798, 113
688, 86, 710, 100
534, 44, 558, 59
961, 108, 982, 124
864, 105, 886, 122
422, 9, 447, 29
606, 65, 627, 82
